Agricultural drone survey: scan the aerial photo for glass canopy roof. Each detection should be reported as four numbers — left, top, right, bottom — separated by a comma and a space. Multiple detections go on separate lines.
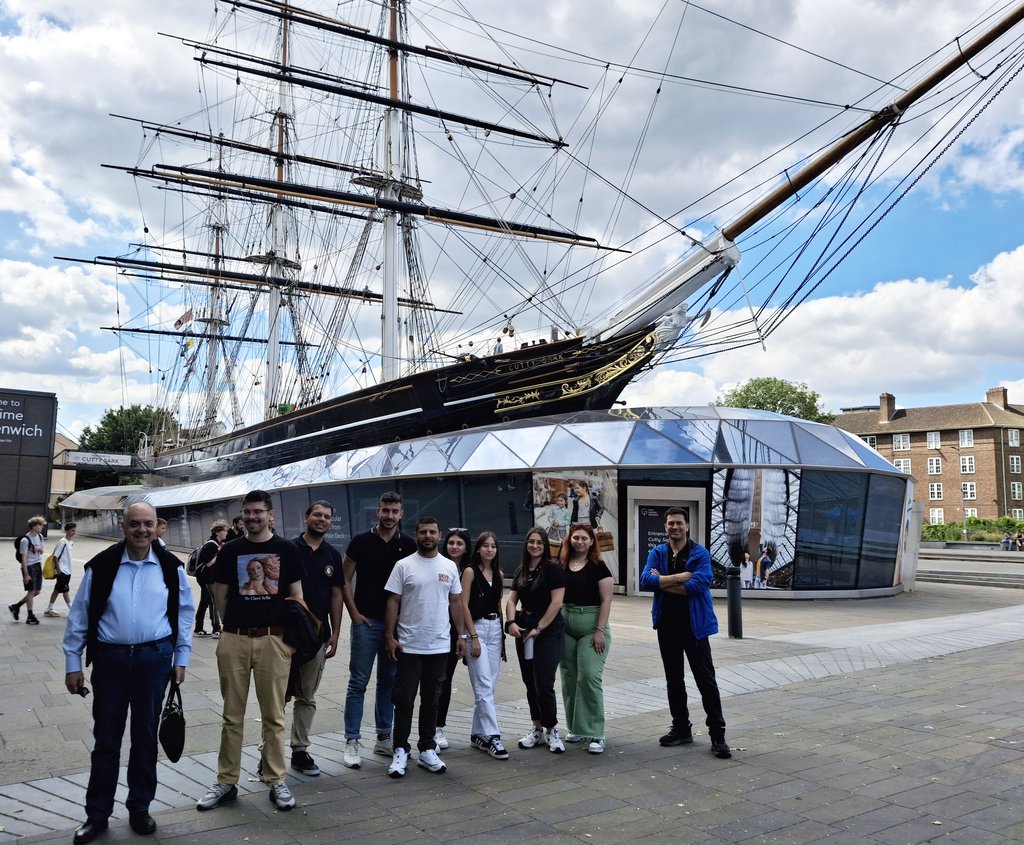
61, 407, 897, 511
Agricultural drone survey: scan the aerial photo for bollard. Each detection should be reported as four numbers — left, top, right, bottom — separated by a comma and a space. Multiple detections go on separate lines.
726, 565, 742, 639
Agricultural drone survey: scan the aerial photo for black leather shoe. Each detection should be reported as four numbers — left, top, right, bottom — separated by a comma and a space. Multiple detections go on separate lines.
659, 725, 694, 747
128, 813, 157, 835
73, 819, 108, 844
710, 739, 732, 759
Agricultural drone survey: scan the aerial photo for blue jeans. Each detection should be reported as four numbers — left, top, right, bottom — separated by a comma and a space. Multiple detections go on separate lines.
86, 638, 173, 820
343, 618, 396, 739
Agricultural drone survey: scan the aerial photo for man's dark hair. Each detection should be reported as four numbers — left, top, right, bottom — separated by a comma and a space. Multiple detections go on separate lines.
416, 516, 440, 530
232, 515, 244, 525
306, 499, 335, 517
665, 507, 689, 520
64, 522, 77, 531
243, 489, 274, 509
379, 491, 402, 506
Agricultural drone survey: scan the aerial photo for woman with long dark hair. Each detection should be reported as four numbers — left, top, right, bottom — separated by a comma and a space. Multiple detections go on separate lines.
505, 527, 566, 753
559, 523, 613, 754
461, 531, 508, 759
433, 528, 471, 750
193, 520, 227, 636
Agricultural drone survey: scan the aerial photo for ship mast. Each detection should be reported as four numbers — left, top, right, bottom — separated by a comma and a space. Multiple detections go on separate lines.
381, 0, 402, 382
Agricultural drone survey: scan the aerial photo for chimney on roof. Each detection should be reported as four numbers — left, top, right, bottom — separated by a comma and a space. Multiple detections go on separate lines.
986, 386, 1008, 409
879, 392, 895, 423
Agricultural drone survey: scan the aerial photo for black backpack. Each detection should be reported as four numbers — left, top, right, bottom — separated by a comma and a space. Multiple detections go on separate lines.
186, 546, 201, 576
13, 535, 28, 563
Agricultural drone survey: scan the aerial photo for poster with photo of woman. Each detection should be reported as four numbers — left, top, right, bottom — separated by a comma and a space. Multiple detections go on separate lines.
531, 470, 617, 558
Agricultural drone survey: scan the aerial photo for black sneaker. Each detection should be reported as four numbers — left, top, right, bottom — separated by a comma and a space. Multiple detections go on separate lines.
25, 615, 39, 626
291, 749, 321, 776
8, 603, 19, 621
710, 739, 732, 759
659, 725, 693, 746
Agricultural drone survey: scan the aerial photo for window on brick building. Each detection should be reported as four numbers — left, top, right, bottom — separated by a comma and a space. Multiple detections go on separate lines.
862, 435, 877, 449
893, 458, 911, 473
1010, 430, 1021, 448
929, 508, 944, 525
960, 455, 975, 474
962, 482, 976, 500
1012, 482, 1023, 501
964, 508, 978, 518
928, 483, 942, 500
1012, 508, 1024, 520
892, 433, 910, 451
959, 430, 974, 447
926, 431, 941, 449
927, 457, 941, 474
1011, 455, 1021, 474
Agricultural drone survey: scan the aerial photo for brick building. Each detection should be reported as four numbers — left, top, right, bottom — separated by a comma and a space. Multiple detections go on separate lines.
835, 388, 1024, 524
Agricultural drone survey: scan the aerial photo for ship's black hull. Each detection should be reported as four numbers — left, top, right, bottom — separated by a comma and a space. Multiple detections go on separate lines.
147, 328, 657, 483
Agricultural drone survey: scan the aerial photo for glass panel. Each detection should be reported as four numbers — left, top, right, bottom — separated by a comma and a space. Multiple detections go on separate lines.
398, 477, 461, 532
859, 475, 906, 588
306, 485, 351, 548
396, 442, 459, 476
792, 471, 867, 588
461, 473, 533, 566
536, 428, 617, 467
561, 422, 632, 462
730, 420, 799, 461
491, 428, 553, 466
619, 468, 712, 482
278, 488, 312, 539
646, 419, 717, 460
793, 427, 863, 468
345, 482, 403, 537
715, 423, 790, 464
346, 448, 394, 480
461, 434, 531, 472
622, 426, 705, 464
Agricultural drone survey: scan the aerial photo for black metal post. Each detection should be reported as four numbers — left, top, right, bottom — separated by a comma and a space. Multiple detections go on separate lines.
726, 565, 742, 639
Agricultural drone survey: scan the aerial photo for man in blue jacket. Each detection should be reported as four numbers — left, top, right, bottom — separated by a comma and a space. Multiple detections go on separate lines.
640, 507, 730, 758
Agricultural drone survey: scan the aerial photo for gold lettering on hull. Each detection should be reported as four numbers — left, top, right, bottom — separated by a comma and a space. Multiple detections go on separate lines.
494, 333, 656, 412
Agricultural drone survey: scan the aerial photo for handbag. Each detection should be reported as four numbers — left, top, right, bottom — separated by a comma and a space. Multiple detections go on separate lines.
595, 529, 615, 552
42, 551, 57, 580
158, 680, 186, 762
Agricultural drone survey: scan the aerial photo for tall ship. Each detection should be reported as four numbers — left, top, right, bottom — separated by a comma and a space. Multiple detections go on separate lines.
64, 1, 1024, 482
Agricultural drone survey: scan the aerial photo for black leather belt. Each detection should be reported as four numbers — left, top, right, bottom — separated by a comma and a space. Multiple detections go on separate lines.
96, 635, 173, 651
475, 613, 500, 621
222, 626, 285, 638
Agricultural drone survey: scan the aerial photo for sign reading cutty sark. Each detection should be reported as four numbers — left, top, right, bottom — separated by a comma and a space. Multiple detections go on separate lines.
0, 389, 58, 535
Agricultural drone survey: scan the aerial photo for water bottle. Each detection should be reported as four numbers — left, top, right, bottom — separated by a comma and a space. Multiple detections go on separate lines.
523, 635, 535, 660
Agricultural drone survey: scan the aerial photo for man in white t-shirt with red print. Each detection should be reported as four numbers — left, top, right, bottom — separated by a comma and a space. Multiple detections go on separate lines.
384, 517, 467, 778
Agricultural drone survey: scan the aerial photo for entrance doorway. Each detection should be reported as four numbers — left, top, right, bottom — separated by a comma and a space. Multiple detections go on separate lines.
625, 485, 707, 596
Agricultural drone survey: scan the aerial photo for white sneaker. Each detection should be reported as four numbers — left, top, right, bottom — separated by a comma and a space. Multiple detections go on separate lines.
196, 782, 237, 811
388, 747, 409, 778
373, 734, 393, 756
547, 728, 565, 753
269, 782, 296, 811
343, 738, 361, 769
417, 748, 446, 773
587, 738, 605, 754
518, 727, 545, 749
434, 727, 449, 750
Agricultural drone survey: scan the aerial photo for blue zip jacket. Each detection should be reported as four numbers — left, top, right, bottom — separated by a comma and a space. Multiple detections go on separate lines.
640, 540, 718, 639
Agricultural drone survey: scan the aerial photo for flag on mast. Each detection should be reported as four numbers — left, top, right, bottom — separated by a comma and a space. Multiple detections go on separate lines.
173, 309, 193, 330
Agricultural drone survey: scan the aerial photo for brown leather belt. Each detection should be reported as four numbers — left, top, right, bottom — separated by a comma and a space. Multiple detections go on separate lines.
222, 626, 285, 638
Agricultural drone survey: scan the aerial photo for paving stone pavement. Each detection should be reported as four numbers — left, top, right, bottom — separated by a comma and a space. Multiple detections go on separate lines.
2, 536, 1024, 843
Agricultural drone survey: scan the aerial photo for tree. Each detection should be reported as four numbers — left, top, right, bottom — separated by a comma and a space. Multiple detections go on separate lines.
713, 377, 835, 424
79, 405, 176, 454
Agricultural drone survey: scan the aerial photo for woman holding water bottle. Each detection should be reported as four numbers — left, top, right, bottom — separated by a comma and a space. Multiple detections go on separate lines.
505, 527, 566, 753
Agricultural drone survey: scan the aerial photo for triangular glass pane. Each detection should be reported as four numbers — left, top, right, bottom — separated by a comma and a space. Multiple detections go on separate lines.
844, 437, 900, 471
622, 425, 705, 464
792, 426, 862, 468
646, 419, 718, 460
346, 447, 394, 479
561, 421, 632, 462
460, 434, 530, 472
536, 427, 617, 467
798, 423, 864, 463
714, 422, 791, 464
491, 427, 553, 465
727, 420, 799, 461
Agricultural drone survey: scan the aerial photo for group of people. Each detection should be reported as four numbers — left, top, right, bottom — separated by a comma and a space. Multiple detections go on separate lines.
9, 517, 78, 625
46, 489, 730, 844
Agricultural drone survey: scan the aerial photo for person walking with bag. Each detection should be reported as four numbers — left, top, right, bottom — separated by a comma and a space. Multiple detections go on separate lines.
193, 522, 227, 637
44, 522, 77, 617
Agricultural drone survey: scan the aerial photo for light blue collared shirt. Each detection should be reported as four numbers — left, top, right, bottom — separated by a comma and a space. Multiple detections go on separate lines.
63, 546, 195, 673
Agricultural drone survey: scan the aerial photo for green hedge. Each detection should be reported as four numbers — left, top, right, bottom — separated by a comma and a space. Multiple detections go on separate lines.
922, 516, 1024, 542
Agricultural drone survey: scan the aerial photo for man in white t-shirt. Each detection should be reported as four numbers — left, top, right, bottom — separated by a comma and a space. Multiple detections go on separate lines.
384, 517, 466, 778
10, 516, 46, 625
45, 522, 77, 616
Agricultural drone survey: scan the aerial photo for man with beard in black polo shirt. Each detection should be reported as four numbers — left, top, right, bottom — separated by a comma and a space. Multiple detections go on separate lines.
340, 491, 417, 769
288, 500, 345, 776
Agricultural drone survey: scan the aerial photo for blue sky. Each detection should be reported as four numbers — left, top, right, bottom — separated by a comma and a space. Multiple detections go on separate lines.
1, 0, 1023, 444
